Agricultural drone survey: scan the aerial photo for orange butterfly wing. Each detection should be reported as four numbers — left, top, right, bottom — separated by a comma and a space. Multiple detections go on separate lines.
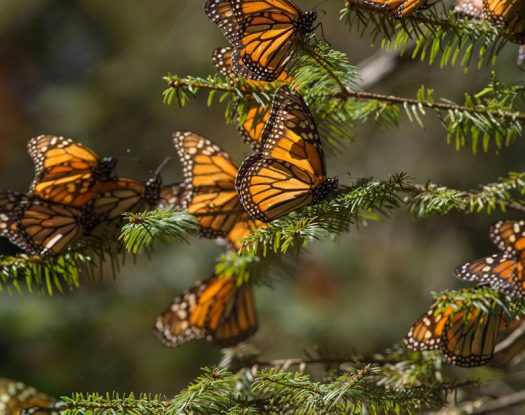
456, 253, 525, 300
154, 274, 257, 346
27, 135, 116, 207
0, 378, 56, 415
483, 0, 525, 43
0, 192, 84, 256
490, 220, 525, 257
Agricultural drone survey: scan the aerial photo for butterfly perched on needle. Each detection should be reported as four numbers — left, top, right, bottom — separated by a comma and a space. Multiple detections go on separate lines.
362, 0, 428, 18
154, 274, 257, 346
483, 0, 525, 43
212, 47, 291, 151
0, 377, 56, 415
456, 220, 525, 300
204, 0, 317, 81
168, 131, 264, 250
235, 86, 338, 222
27, 135, 116, 207
0, 192, 86, 256
404, 297, 509, 367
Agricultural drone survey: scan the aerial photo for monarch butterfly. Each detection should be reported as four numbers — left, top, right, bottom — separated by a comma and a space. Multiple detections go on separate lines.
212, 47, 291, 151
85, 175, 162, 233
236, 86, 338, 222
404, 298, 507, 367
0, 378, 56, 415
27, 135, 116, 207
456, 221, 525, 300
454, 0, 484, 19
153, 274, 257, 346
483, 0, 525, 43
0, 192, 85, 256
172, 131, 264, 249
204, 0, 317, 81
363, 0, 428, 19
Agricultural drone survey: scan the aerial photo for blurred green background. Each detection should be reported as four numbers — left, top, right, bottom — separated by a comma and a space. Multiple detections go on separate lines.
0, 0, 524, 399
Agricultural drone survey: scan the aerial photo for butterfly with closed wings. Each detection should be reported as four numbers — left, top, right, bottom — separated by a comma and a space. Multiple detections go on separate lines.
456, 220, 525, 300
154, 274, 257, 346
404, 297, 511, 367
205, 0, 316, 81
236, 86, 338, 222
165, 131, 264, 250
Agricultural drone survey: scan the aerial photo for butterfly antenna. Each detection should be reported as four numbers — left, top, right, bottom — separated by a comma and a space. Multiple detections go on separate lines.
154, 157, 172, 176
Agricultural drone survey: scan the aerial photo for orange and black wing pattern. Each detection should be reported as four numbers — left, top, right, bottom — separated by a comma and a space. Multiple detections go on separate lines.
483, 0, 525, 43
27, 135, 116, 207
154, 274, 257, 346
235, 86, 337, 222
490, 220, 525, 257
212, 47, 290, 151
0, 192, 85, 256
405, 299, 505, 367
456, 221, 525, 300
173, 131, 246, 239
0, 378, 56, 415
363, 0, 428, 18
157, 183, 189, 210
205, 0, 316, 81
85, 176, 162, 232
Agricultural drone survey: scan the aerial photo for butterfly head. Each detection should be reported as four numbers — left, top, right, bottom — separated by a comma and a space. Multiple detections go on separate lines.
312, 177, 338, 203
299, 10, 317, 36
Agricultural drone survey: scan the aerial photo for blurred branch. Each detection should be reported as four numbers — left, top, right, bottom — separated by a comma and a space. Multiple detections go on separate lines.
470, 390, 525, 415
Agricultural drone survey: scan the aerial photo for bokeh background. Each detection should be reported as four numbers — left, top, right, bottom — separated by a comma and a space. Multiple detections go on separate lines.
0, 0, 524, 399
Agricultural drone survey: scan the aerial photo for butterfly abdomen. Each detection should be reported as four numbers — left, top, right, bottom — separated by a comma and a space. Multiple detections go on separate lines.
312, 177, 338, 204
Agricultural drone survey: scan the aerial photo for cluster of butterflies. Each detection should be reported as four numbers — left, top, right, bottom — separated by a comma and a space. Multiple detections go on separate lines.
150, 0, 341, 347
153, 93, 337, 347
0, 377, 56, 415
0, 135, 162, 257
405, 220, 525, 367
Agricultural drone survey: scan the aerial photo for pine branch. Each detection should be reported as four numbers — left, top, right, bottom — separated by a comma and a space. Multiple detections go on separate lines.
120, 209, 198, 254
0, 238, 127, 296
164, 67, 524, 154
237, 174, 407, 258
342, 0, 511, 69
405, 171, 525, 217
59, 366, 462, 415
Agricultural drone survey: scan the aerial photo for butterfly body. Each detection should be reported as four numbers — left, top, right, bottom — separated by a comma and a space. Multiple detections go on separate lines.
236, 86, 337, 222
